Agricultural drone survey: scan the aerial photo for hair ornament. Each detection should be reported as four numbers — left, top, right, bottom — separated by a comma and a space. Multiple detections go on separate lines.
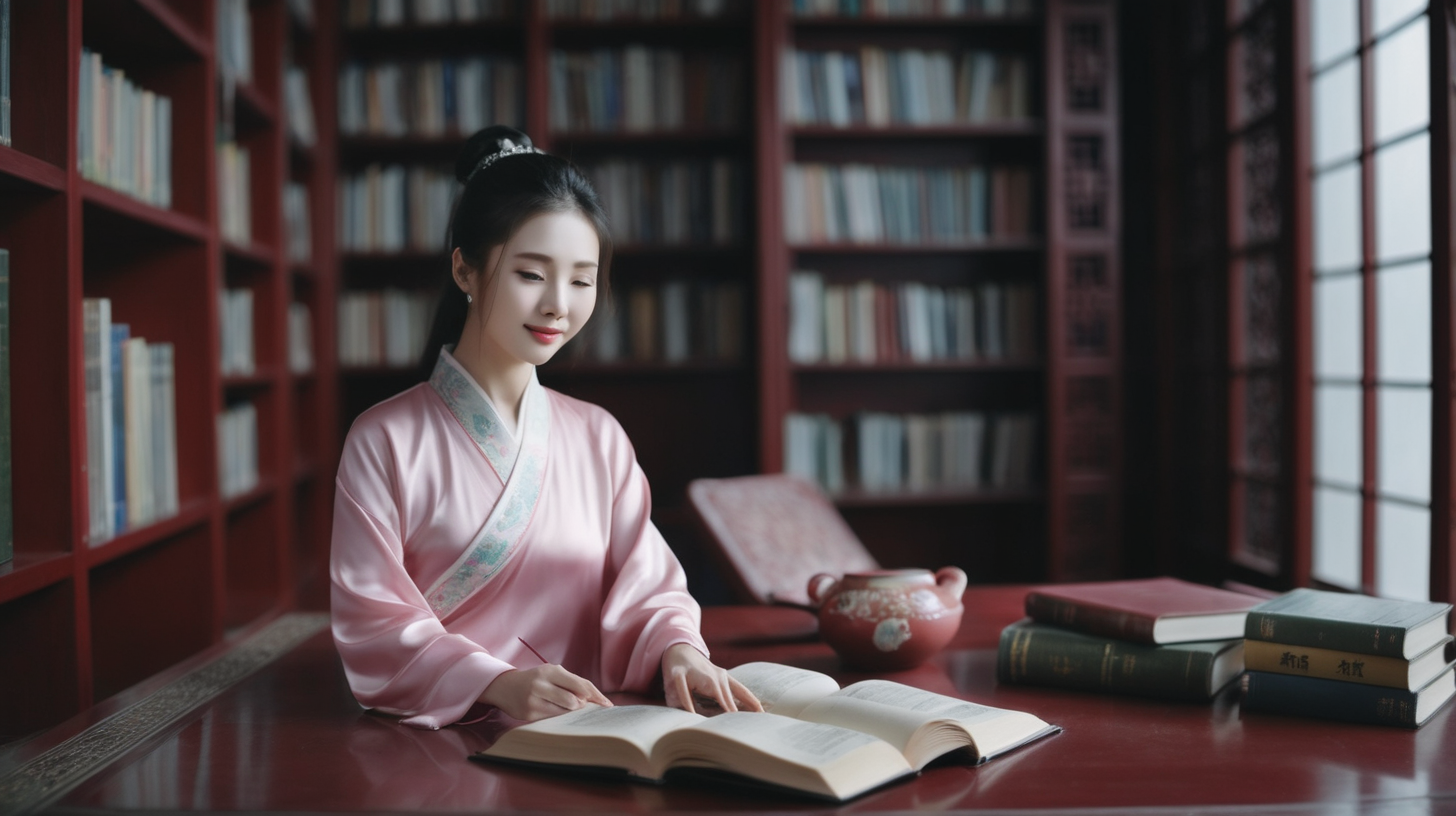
467, 138, 543, 182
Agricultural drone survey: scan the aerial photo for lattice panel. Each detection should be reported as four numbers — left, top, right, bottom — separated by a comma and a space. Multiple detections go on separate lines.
1239, 11, 1278, 125
1242, 124, 1282, 245
1243, 252, 1283, 366
1242, 479, 1283, 565
1244, 370, 1285, 476
1065, 19, 1106, 112
1067, 255, 1111, 357
1066, 135, 1107, 230
1065, 376, 1114, 474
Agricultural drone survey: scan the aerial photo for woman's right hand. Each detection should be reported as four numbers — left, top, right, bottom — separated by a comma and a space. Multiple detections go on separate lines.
479, 665, 613, 721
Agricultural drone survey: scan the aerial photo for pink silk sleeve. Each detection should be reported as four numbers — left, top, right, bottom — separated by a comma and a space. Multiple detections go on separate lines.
330, 430, 515, 730
596, 418, 710, 692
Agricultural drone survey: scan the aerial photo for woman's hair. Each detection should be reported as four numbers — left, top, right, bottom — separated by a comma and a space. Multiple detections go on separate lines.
420, 125, 612, 372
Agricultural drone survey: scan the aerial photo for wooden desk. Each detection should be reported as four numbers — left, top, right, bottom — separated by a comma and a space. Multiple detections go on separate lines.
7, 585, 1456, 814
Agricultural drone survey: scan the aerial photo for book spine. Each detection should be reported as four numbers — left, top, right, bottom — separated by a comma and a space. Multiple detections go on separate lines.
1243, 638, 1420, 690
997, 623, 1219, 701
1023, 591, 1157, 643
1242, 671, 1425, 728
1245, 611, 1409, 658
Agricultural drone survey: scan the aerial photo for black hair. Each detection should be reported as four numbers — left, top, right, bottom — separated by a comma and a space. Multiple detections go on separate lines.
420, 125, 613, 374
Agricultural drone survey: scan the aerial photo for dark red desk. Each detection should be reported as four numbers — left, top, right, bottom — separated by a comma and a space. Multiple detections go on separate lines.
9, 585, 1456, 814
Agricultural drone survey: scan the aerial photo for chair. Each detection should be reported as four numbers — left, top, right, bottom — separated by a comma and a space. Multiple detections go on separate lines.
687, 474, 881, 608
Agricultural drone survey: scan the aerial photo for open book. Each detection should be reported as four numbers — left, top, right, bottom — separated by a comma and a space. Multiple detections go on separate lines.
474, 661, 1060, 801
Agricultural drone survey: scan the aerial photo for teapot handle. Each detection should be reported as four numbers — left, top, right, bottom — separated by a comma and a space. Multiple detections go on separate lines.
806, 573, 838, 607
935, 566, 968, 600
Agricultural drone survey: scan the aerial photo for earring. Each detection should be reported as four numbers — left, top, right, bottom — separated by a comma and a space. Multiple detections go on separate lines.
466, 293, 473, 304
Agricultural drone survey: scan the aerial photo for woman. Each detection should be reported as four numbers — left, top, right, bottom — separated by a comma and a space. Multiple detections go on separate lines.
330, 126, 760, 728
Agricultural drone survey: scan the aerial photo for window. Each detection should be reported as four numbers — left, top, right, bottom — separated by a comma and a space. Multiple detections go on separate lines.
1306, 0, 1433, 601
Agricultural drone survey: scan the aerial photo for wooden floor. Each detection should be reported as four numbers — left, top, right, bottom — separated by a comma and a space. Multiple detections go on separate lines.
5, 587, 1456, 814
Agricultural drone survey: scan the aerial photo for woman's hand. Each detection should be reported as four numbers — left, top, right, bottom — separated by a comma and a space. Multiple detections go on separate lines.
661, 643, 764, 714
479, 665, 613, 722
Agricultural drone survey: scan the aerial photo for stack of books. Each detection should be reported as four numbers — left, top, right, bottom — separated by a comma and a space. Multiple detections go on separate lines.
1241, 589, 1455, 728
997, 577, 1259, 702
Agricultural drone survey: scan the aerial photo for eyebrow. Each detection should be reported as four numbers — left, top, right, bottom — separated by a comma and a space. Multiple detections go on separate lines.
512, 251, 598, 269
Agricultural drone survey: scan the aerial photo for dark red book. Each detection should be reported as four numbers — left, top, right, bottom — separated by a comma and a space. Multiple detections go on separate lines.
1024, 577, 1263, 645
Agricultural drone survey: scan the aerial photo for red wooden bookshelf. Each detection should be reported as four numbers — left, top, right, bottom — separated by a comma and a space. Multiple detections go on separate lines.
756, 0, 1123, 581
0, 0, 338, 744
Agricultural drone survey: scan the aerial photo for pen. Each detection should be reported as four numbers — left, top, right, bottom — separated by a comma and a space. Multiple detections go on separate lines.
518, 637, 548, 664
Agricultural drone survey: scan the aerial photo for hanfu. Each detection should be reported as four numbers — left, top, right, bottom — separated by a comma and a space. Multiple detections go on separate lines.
330, 348, 708, 729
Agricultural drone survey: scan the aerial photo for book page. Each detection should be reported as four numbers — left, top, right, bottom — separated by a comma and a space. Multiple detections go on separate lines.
796, 696, 931, 756
811, 680, 1056, 767
680, 712, 884, 766
654, 712, 914, 801
728, 662, 841, 718
483, 704, 704, 774
833, 680, 1002, 724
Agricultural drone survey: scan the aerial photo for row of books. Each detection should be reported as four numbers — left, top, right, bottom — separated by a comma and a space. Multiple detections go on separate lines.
784, 48, 1031, 127
788, 273, 1036, 365
285, 65, 318, 148
549, 48, 744, 134
337, 164, 457, 253
545, 0, 745, 19
784, 163, 1036, 246
219, 289, 256, 377
218, 142, 252, 244
784, 409, 1037, 494
285, 183, 312, 264
82, 299, 180, 544
216, 0, 253, 84
573, 281, 745, 364
78, 49, 174, 209
581, 158, 746, 247
222, 293, 315, 377
337, 289, 434, 369
217, 402, 259, 499
342, 0, 512, 27
337, 58, 522, 138
996, 577, 1456, 728
791, 0, 1037, 17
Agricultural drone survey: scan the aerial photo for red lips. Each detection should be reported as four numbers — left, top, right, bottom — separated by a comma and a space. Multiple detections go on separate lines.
526, 324, 564, 344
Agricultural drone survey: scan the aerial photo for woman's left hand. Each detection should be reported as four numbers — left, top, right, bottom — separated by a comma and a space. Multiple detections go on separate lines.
661, 643, 764, 714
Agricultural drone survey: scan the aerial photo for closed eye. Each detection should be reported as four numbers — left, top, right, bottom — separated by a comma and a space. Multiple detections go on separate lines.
516, 270, 545, 282
572, 280, 594, 288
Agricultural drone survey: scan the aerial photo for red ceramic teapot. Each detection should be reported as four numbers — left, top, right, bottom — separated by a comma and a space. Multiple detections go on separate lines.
806, 567, 968, 671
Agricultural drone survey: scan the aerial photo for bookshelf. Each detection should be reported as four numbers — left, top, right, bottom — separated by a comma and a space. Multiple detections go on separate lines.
0, 0, 337, 743
334, 1, 758, 599
333, 0, 1121, 588
756, 0, 1123, 581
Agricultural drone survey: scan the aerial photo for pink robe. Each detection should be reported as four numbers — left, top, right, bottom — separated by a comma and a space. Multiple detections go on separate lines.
330, 348, 708, 729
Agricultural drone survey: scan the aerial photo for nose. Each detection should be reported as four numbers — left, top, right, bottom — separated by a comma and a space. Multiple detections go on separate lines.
539, 279, 568, 319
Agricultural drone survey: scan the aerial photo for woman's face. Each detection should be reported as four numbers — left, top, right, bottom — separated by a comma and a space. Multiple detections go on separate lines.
463, 209, 600, 368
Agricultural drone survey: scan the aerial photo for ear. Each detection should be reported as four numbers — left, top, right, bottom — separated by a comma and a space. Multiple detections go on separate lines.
450, 248, 474, 294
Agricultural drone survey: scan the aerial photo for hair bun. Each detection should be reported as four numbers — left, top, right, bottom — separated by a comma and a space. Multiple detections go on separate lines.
455, 126, 536, 184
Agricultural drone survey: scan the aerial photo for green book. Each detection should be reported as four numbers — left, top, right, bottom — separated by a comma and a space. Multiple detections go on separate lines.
997, 619, 1244, 702
0, 248, 10, 563
1245, 588, 1452, 659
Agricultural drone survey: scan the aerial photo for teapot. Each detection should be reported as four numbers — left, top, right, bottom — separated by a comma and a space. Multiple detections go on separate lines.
806, 567, 968, 671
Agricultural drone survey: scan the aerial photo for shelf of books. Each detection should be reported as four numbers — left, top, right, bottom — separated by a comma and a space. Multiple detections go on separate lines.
757, 0, 1122, 581
0, 0, 337, 744
334, 0, 758, 601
